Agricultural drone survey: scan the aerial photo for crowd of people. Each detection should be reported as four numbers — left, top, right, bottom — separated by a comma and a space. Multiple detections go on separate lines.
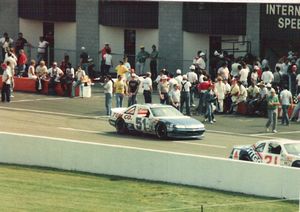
1, 31, 300, 132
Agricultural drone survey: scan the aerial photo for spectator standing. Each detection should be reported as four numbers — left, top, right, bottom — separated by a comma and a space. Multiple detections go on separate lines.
113, 75, 127, 107
197, 76, 211, 114
229, 79, 240, 114
296, 71, 300, 94
180, 75, 192, 116
169, 84, 181, 110
72, 67, 86, 97
115, 60, 129, 79
290, 93, 300, 122
280, 86, 293, 126
99, 43, 111, 76
214, 76, 226, 113
127, 74, 140, 106
37, 36, 49, 64
261, 66, 274, 84
157, 75, 169, 104
142, 72, 153, 103
150, 45, 159, 81
187, 65, 198, 107
251, 66, 259, 84
17, 49, 27, 76
15, 32, 29, 56
4, 48, 17, 97
103, 48, 113, 76
27, 59, 37, 79
136, 46, 149, 75
204, 84, 216, 124
103, 75, 113, 116
79, 46, 89, 74
174, 69, 183, 87
0, 32, 13, 61
265, 89, 280, 133
217, 61, 230, 81
239, 62, 250, 87
1, 63, 12, 102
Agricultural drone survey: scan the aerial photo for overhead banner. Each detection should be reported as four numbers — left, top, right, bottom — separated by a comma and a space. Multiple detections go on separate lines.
261, 4, 300, 40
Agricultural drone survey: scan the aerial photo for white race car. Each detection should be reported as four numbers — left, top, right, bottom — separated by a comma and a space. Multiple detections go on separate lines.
108, 104, 205, 139
229, 139, 300, 168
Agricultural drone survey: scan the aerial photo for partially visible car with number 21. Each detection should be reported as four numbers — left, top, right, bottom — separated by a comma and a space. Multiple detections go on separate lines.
108, 104, 205, 139
229, 139, 300, 168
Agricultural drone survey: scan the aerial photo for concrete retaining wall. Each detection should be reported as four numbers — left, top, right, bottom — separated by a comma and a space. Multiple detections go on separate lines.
0, 132, 299, 199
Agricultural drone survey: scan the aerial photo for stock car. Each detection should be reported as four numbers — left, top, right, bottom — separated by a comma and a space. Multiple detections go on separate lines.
229, 139, 300, 168
108, 104, 205, 139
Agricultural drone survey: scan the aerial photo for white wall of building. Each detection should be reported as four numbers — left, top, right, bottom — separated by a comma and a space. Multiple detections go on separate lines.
54, 22, 76, 66
99, 25, 158, 70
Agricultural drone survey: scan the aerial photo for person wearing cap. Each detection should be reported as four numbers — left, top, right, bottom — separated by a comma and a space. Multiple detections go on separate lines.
99, 42, 112, 76
142, 72, 152, 103
48, 62, 64, 95
265, 89, 280, 133
150, 44, 159, 81
136, 45, 149, 75
180, 74, 192, 116
175, 69, 183, 86
229, 78, 240, 114
187, 64, 198, 107
127, 73, 140, 107
169, 84, 181, 110
72, 66, 86, 97
157, 75, 169, 104
280, 85, 293, 126
193, 51, 206, 74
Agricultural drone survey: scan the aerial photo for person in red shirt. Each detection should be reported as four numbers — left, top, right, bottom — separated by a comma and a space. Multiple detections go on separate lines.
17, 49, 27, 77
99, 43, 111, 77
197, 76, 212, 114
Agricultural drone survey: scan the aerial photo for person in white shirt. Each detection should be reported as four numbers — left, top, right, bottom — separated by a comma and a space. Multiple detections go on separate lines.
261, 66, 274, 84
169, 84, 181, 110
37, 36, 49, 63
103, 49, 113, 76
174, 69, 183, 86
103, 75, 113, 116
239, 63, 250, 87
187, 65, 198, 107
180, 75, 192, 116
1, 63, 12, 102
142, 72, 152, 103
4, 49, 17, 97
217, 62, 230, 81
0, 32, 13, 61
280, 86, 293, 126
72, 67, 86, 97
48, 61, 64, 95
214, 76, 226, 113
168, 73, 178, 95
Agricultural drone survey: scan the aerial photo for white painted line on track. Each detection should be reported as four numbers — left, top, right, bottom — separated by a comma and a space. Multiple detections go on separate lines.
251, 130, 300, 136
174, 141, 227, 149
58, 127, 104, 134
0, 106, 105, 119
11, 97, 66, 102
206, 129, 277, 139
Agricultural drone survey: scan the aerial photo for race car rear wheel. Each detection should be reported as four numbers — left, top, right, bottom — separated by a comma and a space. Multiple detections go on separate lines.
239, 154, 251, 161
292, 161, 300, 168
156, 123, 168, 139
116, 119, 128, 134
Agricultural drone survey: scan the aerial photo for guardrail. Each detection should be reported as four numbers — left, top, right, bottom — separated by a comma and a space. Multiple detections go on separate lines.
0, 132, 299, 199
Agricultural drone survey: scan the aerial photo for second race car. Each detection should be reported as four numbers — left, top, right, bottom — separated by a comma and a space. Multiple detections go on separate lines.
229, 139, 300, 168
108, 104, 205, 139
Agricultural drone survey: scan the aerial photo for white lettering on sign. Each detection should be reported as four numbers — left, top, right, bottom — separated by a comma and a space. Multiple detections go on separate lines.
266, 4, 300, 30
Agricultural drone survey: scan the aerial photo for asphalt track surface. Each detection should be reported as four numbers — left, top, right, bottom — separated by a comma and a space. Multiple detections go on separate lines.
1, 84, 300, 159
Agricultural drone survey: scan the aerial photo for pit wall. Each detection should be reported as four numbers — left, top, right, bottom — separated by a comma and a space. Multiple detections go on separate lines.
0, 132, 299, 199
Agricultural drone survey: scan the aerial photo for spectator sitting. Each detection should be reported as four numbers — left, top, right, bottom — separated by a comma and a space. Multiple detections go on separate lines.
35, 60, 48, 91
27, 59, 37, 79
72, 66, 86, 97
48, 62, 64, 95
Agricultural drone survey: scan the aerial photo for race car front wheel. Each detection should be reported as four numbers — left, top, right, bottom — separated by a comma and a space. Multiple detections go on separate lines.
156, 123, 168, 139
116, 119, 128, 134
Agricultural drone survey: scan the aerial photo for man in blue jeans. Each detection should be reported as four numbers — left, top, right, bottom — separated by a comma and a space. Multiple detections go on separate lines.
280, 85, 293, 126
266, 89, 280, 133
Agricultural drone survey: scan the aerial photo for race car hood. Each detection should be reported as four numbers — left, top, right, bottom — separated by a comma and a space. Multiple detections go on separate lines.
158, 116, 205, 128
111, 107, 127, 114
233, 144, 252, 150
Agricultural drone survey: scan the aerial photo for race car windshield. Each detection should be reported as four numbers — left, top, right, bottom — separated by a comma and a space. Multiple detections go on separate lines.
150, 107, 183, 117
284, 143, 300, 156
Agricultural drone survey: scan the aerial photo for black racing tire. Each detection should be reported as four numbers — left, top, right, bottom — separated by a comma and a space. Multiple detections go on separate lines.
292, 161, 300, 168
155, 123, 168, 139
115, 119, 128, 134
239, 154, 251, 161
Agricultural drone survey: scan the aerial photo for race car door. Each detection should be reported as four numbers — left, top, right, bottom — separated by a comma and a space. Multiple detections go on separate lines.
262, 141, 282, 165
134, 106, 151, 132
122, 106, 136, 130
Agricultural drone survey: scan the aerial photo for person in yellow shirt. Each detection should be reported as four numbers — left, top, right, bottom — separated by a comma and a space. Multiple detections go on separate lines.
113, 75, 127, 107
115, 61, 129, 79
